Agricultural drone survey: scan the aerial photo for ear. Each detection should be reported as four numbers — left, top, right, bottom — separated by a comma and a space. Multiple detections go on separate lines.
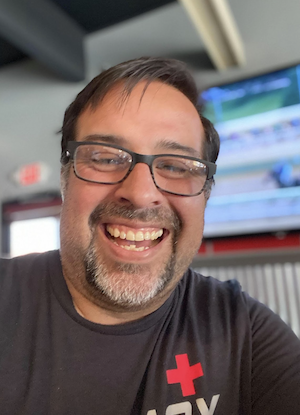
60, 165, 71, 202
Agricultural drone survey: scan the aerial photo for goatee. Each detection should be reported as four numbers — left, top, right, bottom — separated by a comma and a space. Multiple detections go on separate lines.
83, 201, 182, 309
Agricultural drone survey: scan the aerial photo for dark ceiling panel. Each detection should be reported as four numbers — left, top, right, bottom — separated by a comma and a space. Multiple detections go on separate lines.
0, 37, 27, 65
50, 0, 176, 33
0, 0, 176, 71
0, 0, 85, 80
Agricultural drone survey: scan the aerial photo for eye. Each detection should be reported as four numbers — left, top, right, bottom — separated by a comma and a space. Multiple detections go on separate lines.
155, 157, 206, 178
91, 152, 123, 164
159, 162, 187, 173
88, 149, 132, 172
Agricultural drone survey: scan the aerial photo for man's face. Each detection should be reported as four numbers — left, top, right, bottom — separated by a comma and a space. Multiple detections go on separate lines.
60, 81, 207, 315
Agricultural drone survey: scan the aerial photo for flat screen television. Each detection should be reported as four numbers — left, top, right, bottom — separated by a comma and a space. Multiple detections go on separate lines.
200, 63, 300, 238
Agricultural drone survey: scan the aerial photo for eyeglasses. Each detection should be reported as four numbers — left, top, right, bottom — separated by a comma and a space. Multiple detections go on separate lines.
62, 141, 217, 197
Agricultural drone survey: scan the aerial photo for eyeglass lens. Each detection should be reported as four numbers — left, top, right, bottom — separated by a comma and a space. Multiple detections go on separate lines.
73, 144, 208, 196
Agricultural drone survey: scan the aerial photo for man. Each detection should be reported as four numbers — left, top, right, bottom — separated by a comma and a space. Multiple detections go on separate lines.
1, 57, 300, 415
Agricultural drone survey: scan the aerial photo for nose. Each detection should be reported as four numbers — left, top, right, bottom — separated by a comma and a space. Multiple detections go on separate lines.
114, 162, 165, 208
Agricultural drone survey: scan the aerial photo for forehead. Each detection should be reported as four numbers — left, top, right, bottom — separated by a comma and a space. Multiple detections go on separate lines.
76, 81, 205, 156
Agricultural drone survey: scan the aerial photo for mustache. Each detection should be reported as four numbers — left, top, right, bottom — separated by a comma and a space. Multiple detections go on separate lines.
88, 201, 182, 233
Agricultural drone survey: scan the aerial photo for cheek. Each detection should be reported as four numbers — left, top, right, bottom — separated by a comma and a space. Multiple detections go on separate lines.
172, 197, 206, 239
63, 177, 104, 217
61, 179, 117, 239
61, 182, 95, 238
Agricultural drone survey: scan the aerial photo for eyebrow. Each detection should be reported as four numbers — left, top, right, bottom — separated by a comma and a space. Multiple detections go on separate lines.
154, 139, 201, 158
81, 134, 201, 158
81, 134, 126, 146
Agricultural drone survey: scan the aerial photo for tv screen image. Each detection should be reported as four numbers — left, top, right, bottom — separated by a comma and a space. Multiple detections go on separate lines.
200, 64, 300, 237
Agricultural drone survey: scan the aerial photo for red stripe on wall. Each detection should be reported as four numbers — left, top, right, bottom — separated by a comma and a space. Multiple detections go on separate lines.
199, 232, 300, 254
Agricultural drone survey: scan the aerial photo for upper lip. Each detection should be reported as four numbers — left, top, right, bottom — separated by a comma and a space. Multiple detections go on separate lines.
101, 219, 168, 231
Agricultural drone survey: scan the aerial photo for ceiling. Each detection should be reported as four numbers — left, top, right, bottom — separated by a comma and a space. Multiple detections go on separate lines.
0, 0, 176, 79
1, 0, 300, 207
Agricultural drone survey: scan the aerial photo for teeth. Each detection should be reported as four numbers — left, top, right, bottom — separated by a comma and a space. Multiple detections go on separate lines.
126, 230, 135, 241
107, 226, 114, 237
106, 226, 163, 241
136, 246, 146, 251
135, 231, 144, 241
151, 230, 163, 240
119, 245, 149, 252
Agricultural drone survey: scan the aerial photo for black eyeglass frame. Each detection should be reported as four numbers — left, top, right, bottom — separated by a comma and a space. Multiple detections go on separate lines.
61, 141, 217, 197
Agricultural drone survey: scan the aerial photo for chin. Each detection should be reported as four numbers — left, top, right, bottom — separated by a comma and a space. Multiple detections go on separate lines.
84, 243, 177, 309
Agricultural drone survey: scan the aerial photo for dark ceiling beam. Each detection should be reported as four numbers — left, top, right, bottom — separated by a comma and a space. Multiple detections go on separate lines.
0, 0, 85, 81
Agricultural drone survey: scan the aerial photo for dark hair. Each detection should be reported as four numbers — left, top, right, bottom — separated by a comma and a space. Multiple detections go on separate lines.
61, 57, 220, 164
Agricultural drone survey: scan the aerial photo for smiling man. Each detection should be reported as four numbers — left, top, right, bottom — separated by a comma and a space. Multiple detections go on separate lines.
1, 57, 300, 415
59, 78, 212, 324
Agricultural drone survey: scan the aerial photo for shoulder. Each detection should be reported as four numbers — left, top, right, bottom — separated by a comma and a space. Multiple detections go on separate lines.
0, 249, 59, 274
183, 270, 300, 413
0, 250, 61, 325
0, 250, 60, 293
180, 268, 300, 342
181, 268, 244, 309
176, 269, 252, 341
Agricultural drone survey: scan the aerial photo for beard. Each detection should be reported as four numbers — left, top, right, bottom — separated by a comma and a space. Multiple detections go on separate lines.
84, 238, 177, 309
81, 201, 183, 309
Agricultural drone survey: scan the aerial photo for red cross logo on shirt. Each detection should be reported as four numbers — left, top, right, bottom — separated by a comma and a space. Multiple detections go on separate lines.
166, 353, 203, 397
